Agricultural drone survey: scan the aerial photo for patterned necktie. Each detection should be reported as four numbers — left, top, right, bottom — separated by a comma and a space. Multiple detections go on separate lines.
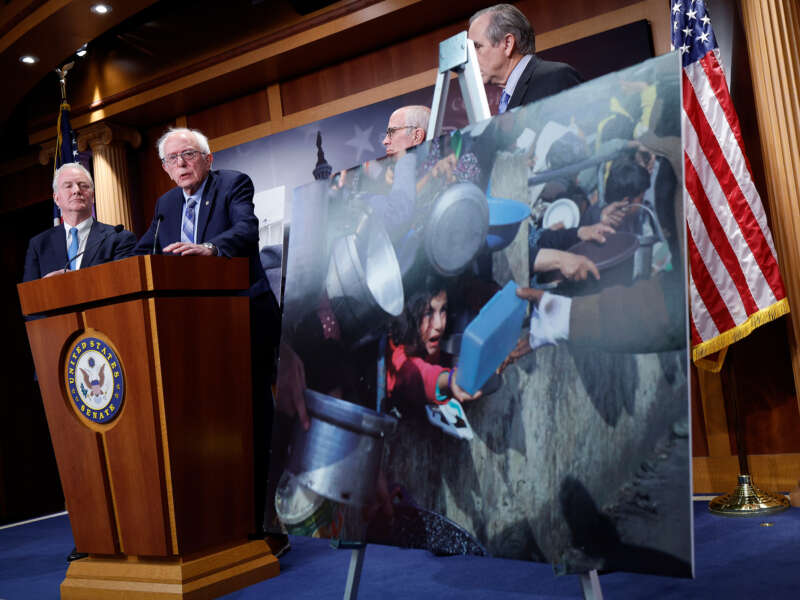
68, 227, 79, 270
499, 91, 511, 114
181, 198, 197, 243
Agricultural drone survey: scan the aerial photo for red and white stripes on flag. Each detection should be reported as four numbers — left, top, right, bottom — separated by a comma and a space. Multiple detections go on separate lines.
682, 48, 788, 368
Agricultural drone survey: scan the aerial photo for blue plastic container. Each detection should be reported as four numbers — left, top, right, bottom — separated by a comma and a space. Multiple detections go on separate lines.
486, 198, 530, 252
457, 281, 527, 395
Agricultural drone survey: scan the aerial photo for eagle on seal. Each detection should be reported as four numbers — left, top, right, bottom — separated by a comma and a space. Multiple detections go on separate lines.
80, 364, 106, 398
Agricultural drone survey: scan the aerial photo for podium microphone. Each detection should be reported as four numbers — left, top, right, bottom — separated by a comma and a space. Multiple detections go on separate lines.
63, 224, 125, 272
151, 214, 164, 255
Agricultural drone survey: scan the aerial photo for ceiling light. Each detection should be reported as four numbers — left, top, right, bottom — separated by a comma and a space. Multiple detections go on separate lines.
19, 55, 38, 64
90, 4, 112, 15
76, 44, 88, 57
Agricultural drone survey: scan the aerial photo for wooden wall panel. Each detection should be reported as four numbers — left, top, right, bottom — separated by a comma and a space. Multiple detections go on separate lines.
187, 90, 270, 141
0, 160, 51, 215
724, 321, 800, 455
134, 123, 176, 235
281, 25, 451, 115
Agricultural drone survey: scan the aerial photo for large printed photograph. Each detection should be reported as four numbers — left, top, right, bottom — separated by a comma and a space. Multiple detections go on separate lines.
267, 52, 692, 578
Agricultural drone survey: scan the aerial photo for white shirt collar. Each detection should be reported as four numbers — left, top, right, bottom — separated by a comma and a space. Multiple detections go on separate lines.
503, 54, 533, 99
63, 215, 94, 236
182, 176, 209, 203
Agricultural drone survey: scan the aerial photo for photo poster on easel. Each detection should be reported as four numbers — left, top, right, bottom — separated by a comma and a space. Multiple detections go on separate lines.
267, 51, 692, 579
212, 20, 655, 308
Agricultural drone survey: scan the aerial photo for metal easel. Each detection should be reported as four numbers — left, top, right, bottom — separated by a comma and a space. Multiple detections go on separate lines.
338, 30, 602, 600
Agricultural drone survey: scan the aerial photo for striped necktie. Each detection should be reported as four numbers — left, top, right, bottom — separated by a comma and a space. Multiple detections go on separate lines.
68, 227, 79, 270
499, 91, 511, 114
181, 198, 198, 243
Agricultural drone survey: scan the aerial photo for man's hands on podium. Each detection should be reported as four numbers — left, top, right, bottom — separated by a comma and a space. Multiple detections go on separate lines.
162, 241, 215, 256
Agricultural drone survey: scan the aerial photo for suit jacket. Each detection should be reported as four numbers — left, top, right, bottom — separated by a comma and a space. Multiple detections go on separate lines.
135, 168, 280, 383
23, 220, 136, 282
135, 168, 277, 300
507, 54, 583, 111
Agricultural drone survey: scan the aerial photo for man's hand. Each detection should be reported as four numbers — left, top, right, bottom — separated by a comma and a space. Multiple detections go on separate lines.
162, 242, 215, 256
498, 332, 533, 373
558, 251, 600, 281
516, 286, 545, 305
430, 154, 458, 182
600, 200, 630, 227
43, 268, 68, 278
577, 222, 614, 243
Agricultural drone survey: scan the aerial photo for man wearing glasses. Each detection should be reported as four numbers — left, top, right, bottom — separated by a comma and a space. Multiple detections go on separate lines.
135, 127, 258, 258
382, 105, 430, 156
134, 127, 283, 549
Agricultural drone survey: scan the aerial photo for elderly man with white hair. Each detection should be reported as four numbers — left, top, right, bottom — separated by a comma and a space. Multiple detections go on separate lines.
134, 127, 283, 550
23, 162, 135, 281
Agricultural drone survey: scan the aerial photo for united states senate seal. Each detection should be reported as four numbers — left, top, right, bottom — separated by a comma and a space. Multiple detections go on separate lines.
64, 335, 125, 425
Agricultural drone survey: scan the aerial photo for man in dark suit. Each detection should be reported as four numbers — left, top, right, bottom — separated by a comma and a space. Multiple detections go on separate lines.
23, 163, 135, 282
134, 127, 284, 553
468, 3, 582, 114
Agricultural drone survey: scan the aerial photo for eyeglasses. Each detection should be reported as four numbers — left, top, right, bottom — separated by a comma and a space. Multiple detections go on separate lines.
162, 149, 204, 166
384, 126, 415, 140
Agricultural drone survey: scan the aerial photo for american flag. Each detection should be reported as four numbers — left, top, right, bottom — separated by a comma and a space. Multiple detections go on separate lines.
673, 0, 789, 369
53, 100, 79, 225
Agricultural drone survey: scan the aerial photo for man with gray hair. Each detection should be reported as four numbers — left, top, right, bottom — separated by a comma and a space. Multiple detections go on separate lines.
23, 162, 135, 281
134, 126, 283, 550
468, 3, 582, 113
382, 105, 430, 156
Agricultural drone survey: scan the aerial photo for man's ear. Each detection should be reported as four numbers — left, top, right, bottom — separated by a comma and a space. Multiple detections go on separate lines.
413, 128, 425, 145
503, 32, 516, 57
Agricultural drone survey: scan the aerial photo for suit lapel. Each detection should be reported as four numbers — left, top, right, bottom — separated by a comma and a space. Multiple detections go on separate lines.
508, 55, 538, 110
50, 226, 69, 270
81, 221, 103, 268
165, 188, 185, 244
195, 171, 216, 243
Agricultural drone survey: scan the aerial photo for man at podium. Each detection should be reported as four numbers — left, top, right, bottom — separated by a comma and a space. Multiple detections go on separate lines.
134, 126, 282, 544
23, 163, 136, 282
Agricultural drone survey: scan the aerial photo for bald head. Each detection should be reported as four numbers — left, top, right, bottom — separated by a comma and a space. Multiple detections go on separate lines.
382, 105, 430, 156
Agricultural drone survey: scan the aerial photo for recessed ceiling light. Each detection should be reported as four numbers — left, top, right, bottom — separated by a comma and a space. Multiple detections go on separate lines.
90, 4, 112, 15
76, 44, 88, 57
19, 55, 38, 64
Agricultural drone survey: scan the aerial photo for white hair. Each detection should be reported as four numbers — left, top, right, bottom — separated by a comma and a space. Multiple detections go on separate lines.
156, 127, 211, 159
52, 162, 93, 193
400, 105, 431, 132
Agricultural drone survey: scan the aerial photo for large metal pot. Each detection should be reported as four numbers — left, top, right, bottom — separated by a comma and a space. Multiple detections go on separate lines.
287, 389, 398, 506
325, 217, 404, 340
424, 182, 489, 275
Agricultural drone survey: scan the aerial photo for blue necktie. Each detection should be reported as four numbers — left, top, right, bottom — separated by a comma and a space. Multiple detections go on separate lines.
499, 90, 511, 114
68, 227, 79, 270
181, 198, 197, 243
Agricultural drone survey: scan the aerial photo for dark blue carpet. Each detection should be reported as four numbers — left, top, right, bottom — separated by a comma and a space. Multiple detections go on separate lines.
1, 502, 798, 599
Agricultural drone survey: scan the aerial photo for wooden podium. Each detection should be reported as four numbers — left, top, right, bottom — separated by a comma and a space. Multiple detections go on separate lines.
18, 255, 279, 599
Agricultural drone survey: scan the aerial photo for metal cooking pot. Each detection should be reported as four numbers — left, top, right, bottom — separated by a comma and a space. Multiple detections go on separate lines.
425, 182, 489, 276
287, 389, 398, 506
325, 217, 404, 340
283, 181, 330, 325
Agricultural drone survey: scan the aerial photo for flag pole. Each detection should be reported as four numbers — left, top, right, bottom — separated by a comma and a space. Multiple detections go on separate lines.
708, 350, 789, 516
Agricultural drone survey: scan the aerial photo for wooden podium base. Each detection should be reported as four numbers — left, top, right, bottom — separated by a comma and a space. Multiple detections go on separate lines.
61, 540, 279, 599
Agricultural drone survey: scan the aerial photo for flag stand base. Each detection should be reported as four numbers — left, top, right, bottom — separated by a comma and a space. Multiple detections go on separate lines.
709, 474, 789, 517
